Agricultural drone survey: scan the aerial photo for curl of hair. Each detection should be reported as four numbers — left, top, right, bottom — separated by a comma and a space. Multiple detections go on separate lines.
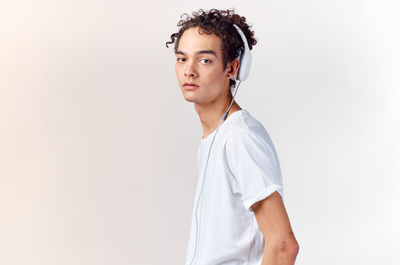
165, 8, 258, 89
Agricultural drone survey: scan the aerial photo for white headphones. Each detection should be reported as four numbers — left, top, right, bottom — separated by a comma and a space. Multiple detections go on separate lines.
231, 24, 252, 82
189, 23, 252, 265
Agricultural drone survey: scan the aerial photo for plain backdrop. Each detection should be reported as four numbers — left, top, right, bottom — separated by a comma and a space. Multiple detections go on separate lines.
1, 1, 399, 264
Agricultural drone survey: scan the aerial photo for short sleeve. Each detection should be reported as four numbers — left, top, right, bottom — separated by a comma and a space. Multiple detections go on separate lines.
224, 130, 284, 210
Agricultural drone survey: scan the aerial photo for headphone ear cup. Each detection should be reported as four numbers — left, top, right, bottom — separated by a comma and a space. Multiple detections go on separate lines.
237, 48, 252, 81
232, 24, 252, 82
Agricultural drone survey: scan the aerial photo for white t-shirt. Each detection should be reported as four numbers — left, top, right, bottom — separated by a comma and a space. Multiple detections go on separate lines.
184, 109, 285, 265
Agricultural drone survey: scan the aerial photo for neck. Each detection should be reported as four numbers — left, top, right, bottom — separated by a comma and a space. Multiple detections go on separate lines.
195, 92, 242, 139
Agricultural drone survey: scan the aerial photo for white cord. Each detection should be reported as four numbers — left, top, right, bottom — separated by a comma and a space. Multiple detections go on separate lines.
189, 79, 241, 265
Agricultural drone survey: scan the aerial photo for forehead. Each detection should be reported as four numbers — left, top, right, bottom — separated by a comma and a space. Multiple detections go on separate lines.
177, 27, 222, 55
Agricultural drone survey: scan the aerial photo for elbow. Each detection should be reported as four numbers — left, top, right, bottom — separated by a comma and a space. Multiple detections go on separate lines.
269, 238, 300, 262
282, 239, 299, 260
290, 239, 300, 258
286, 238, 299, 262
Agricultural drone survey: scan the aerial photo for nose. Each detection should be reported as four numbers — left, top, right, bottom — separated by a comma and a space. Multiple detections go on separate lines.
185, 71, 196, 78
184, 62, 198, 78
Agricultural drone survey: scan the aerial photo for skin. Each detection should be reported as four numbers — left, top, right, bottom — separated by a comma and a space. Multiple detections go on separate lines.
175, 26, 242, 139
251, 192, 299, 265
175, 26, 299, 265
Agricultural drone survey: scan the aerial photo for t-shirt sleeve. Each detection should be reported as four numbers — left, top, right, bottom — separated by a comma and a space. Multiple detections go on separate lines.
224, 130, 284, 211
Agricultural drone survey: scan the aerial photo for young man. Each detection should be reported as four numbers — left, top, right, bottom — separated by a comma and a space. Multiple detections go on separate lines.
166, 9, 299, 265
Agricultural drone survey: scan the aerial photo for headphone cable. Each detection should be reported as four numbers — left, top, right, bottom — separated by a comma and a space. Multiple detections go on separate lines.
189, 79, 241, 265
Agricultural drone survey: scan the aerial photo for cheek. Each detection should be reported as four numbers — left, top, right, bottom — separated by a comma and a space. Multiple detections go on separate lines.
175, 65, 182, 77
204, 68, 224, 82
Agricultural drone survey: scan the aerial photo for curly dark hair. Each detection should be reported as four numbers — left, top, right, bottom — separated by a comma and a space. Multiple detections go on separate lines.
166, 8, 258, 89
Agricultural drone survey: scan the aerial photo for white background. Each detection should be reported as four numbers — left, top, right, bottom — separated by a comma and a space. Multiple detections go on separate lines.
1, 1, 399, 264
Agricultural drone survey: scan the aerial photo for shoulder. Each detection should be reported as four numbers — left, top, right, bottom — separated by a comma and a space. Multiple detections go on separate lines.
224, 124, 274, 154
224, 128, 276, 159
225, 129, 263, 146
222, 115, 279, 165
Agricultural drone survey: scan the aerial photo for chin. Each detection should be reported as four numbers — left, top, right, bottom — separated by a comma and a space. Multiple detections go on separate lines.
183, 95, 196, 103
181, 92, 199, 103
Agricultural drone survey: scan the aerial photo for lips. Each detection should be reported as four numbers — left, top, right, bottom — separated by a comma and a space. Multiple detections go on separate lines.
183, 82, 199, 90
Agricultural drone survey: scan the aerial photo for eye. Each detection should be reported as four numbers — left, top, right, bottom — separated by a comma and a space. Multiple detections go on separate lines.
176, 57, 185, 62
200, 58, 212, 64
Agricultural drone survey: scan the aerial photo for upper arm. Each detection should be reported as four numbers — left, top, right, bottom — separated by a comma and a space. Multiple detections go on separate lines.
252, 191, 299, 251
224, 130, 284, 210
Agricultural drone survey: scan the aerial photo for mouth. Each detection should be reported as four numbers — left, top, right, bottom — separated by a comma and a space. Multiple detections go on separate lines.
183, 82, 199, 90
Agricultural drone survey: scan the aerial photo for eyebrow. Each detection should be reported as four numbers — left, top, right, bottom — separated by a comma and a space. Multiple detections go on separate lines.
175, 50, 217, 57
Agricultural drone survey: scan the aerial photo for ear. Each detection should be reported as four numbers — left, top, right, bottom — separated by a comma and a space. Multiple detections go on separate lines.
225, 58, 240, 78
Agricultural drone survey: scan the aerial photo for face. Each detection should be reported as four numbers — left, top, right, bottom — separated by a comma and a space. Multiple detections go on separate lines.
175, 27, 237, 104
